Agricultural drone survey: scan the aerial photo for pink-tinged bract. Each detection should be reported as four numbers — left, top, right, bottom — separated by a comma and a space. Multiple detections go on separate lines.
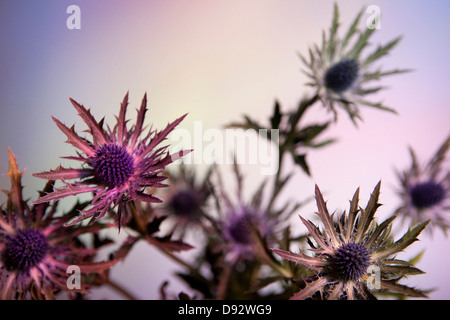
32, 92, 190, 228
0, 149, 117, 300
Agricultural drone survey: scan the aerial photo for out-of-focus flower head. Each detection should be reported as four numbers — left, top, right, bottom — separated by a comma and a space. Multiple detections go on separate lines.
32, 92, 190, 228
211, 163, 281, 265
300, 3, 409, 125
272, 182, 428, 300
394, 134, 450, 235
159, 163, 213, 237
0, 149, 116, 300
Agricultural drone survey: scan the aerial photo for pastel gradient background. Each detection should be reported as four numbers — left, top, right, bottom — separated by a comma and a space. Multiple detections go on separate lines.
1, 0, 449, 299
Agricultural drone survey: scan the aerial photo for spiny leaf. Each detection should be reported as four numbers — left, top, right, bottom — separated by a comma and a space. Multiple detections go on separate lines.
428, 134, 450, 180
270, 100, 282, 129
345, 186, 360, 240
294, 123, 330, 146
69, 97, 108, 146
356, 99, 398, 114
292, 153, 311, 176
32, 166, 92, 181
299, 216, 333, 254
49, 257, 117, 275
137, 113, 188, 162
380, 279, 427, 298
5, 148, 24, 215
314, 184, 339, 247
355, 181, 382, 241
309, 138, 337, 149
340, 7, 364, 53
362, 36, 403, 67
116, 91, 129, 144
361, 68, 412, 83
32, 184, 98, 205
346, 22, 376, 59
380, 264, 425, 276
374, 220, 430, 259
51, 117, 95, 157
271, 248, 325, 270
366, 216, 396, 247
327, 2, 340, 61
408, 249, 426, 266
130, 93, 149, 149
289, 277, 328, 300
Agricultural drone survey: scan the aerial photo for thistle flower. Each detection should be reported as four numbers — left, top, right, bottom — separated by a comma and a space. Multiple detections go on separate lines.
0, 149, 116, 300
160, 164, 213, 236
394, 135, 450, 234
32, 92, 190, 228
221, 206, 269, 261
211, 163, 280, 264
272, 182, 428, 300
300, 3, 409, 124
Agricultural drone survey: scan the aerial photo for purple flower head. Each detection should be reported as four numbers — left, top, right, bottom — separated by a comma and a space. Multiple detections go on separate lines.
91, 143, 135, 189
156, 164, 213, 239
32, 92, 191, 228
211, 163, 280, 264
324, 58, 359, 93
1, 149, 116, 300
169, 190, 201, 217
222, 206, 269, 259
3, 229, 49, 273
272, 182, 428, 300
394, 135, 450, 234
326, 241, 370, 282
409, 181, 446, 209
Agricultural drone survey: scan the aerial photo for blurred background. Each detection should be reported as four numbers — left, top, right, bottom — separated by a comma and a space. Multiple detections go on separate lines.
0, 0, 449, 299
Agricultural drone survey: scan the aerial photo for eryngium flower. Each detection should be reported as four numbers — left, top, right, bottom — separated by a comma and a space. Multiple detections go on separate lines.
1, 149, 116, 299
32, 92, 190, 228
394, 134, 450, 234
272, 182, 428, 300
212, 164, 278, 264
161, 164, 212, 236
299, 3, 409, 124
222, 206, 269, 261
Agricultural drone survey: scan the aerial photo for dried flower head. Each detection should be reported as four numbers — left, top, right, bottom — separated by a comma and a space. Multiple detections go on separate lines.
272, 182, 428, 300
0, 149, 116, 299
394, 135, 450, 234
32, 92, 190, 228
300, 3, 409, 124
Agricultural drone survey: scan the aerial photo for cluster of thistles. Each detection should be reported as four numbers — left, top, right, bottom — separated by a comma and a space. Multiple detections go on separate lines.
1, 4, 448, 300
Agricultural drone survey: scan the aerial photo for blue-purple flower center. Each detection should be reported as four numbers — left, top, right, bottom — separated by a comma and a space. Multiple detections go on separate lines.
169, 190, 199, 217
228, 213, 258, 245
328, 242, 370, 282
410, 181, 446, 209
324, 58, 359, 92
92, 143, 134, 188
3, 229, 49, 273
